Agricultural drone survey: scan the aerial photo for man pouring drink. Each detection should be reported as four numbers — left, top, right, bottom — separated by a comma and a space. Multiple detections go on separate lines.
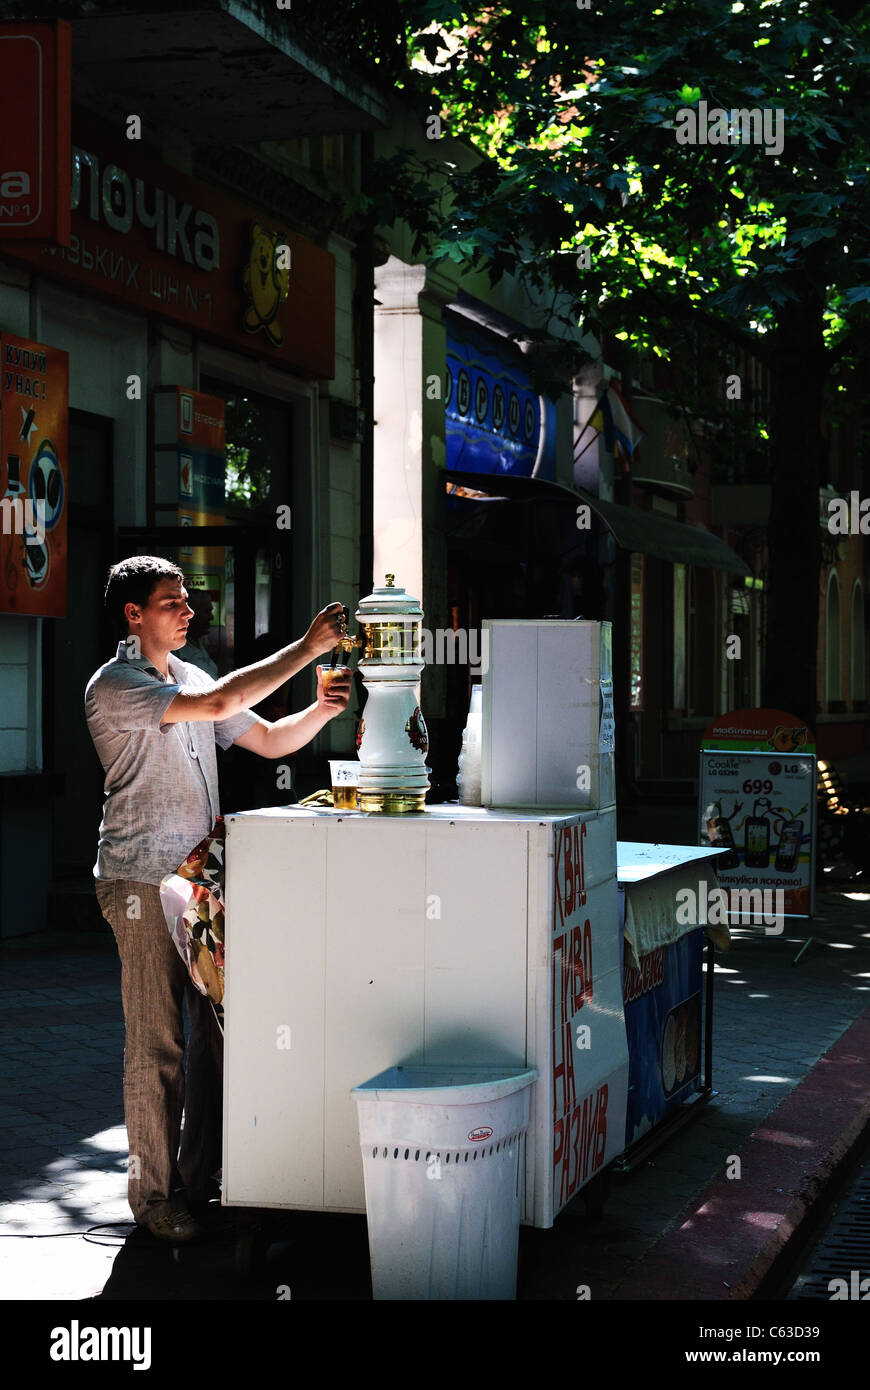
86, 555, 354, 1242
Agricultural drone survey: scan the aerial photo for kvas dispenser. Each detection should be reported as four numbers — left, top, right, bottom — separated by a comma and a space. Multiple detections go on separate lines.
354, 574, 430, 813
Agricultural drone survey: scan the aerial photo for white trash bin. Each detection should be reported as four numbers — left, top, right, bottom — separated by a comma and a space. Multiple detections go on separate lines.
352, 1063, 538, 1300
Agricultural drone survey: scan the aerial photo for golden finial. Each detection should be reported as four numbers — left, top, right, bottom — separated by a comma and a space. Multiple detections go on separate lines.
385, 573, 395, 587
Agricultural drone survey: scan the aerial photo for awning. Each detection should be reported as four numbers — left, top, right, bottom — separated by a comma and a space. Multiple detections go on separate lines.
445, 469, 751, 577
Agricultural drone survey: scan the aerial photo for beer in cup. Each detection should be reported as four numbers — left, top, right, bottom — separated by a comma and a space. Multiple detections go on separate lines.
329, 759, 360, 810
320, 664, 352, 695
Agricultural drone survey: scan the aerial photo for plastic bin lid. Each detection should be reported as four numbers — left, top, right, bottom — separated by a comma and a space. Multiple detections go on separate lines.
351, 1063, 538, 1105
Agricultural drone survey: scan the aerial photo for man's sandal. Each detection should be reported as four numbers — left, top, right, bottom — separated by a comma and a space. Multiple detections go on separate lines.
144, 1206, 202, 1243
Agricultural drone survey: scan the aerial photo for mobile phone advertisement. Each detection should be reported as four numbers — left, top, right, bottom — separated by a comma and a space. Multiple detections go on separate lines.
699, 749, 815, 916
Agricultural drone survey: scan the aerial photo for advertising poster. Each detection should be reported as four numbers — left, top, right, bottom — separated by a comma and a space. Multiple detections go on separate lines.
0, 332, 69, 617
699, 710, 816, 916
153, 387, 227, 668
182, 571, 225, 675
185, 572, 225, 628
173, 389, 225, 567
153, 386, 226, 569
622, 928, 704, 1147
700, 709, 815, 916
701, 707, 816, 756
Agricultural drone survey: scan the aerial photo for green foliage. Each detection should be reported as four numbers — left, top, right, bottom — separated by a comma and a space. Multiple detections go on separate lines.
373, 0, 870, 407
223, 397, 272, 508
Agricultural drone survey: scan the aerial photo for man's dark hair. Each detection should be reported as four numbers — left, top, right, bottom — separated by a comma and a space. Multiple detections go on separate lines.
104, 555, 184, 633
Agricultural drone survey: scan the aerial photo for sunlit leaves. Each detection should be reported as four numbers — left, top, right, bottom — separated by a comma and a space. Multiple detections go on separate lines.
377, 0, 870, 382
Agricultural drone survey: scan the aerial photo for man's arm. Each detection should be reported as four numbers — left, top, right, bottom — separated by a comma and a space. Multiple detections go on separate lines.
160, 603, 346, 725
232, 667, 352, 757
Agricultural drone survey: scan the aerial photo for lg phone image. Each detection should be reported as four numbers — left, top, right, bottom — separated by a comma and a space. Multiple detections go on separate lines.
775, 820, 804, 873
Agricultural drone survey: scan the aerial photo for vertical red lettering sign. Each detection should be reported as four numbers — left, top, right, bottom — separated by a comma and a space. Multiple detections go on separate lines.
552, 819, 601, 1213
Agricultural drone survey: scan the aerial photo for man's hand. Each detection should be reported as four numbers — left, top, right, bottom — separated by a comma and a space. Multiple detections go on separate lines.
234, 668, 353, 758
303, 603, 348, 659
316, 665, 353, 719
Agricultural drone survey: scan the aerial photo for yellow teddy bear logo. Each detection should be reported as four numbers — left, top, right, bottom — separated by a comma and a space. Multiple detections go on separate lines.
769, 725, 808, 752
242, 222, 291, 345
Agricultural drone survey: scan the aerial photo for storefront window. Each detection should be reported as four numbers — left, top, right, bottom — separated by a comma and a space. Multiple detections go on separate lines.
200, 379, 291, 515
826, 569, 842, 706
673, 563, 686, 711
690, 568, 716, 716
630, 553, 643, 710
851, 580, 865, 705
255, 547, 272, 639
195, 378, 294, 666
729, 586, 752, 710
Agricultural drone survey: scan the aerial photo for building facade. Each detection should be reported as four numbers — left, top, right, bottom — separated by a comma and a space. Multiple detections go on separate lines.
0, 6, 383, 935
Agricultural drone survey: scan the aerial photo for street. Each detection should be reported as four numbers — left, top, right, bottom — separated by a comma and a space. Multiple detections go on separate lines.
2, 886, 867, 1302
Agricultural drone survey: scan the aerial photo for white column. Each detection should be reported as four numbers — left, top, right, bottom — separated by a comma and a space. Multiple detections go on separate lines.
373, 256, 452, 614
373, 256, 454, 722
373, 257, 428, 604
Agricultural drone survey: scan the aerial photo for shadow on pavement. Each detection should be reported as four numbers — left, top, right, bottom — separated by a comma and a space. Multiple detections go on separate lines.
97, 1205, 373, 1301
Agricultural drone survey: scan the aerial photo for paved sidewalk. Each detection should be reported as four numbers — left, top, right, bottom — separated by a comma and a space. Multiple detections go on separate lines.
610, 1009, 870, 1300
0, 939, 130, 1299
518, 889, 870, 1299
1, 888, 868, 1300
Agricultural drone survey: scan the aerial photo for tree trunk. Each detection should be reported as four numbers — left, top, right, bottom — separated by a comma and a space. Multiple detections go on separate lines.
763, 287, 826, 726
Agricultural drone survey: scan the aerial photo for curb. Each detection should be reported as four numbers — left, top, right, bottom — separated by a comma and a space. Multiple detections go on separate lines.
610, 1007, 870, 1301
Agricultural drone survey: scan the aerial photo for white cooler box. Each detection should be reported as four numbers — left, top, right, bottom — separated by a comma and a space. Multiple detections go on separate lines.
481, 619, 614, 811
222, 804, 628, 1228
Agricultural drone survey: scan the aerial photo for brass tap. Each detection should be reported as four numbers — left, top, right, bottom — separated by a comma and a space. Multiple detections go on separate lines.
331, 603, 362, 659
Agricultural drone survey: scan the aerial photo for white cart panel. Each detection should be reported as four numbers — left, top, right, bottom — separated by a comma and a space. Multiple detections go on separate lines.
223, 817, 328, 1207
223, 805, 627, 1227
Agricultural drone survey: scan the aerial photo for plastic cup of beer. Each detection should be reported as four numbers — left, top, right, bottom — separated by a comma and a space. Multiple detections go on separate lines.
329, 760, 360, 811
320, 664, 352, 696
